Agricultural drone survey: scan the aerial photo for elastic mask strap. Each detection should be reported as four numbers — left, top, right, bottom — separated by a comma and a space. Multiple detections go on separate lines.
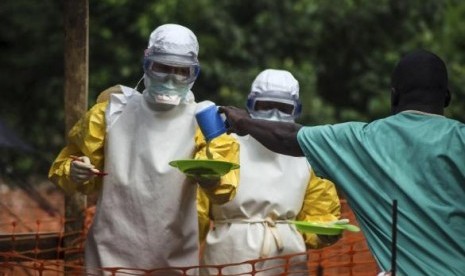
134, 76, 144, 92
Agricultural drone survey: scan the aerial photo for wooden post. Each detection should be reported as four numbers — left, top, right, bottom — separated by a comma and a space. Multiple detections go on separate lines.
64, 0, 89, 270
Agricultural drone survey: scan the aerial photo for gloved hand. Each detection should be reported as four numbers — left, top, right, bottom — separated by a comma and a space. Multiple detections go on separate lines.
70, 156, 99, 184
185, 168, 220, 189
316, 219, 348, 246
196, 176, 221, 189
317, 233, 342, 245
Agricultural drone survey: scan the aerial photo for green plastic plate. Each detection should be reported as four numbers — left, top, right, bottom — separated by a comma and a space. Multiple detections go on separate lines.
290, 221, 360, 235
169, 159, 239, 176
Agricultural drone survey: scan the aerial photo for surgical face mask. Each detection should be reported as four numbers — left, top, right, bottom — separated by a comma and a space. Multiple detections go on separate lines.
144, 74, 191, 106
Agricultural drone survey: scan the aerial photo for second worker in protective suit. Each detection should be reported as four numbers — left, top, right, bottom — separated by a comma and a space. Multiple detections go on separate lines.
49, 24, 239, 274
198, 69, 341, 275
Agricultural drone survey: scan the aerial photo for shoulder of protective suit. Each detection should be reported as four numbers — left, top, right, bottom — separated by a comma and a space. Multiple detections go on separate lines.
96, 84, 137, 103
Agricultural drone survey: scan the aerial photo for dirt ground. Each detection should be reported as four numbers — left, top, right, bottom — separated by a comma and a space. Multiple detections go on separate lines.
0, 178, 65, 234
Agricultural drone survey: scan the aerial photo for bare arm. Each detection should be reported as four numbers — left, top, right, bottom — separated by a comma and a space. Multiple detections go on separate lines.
219, 106, 304, 157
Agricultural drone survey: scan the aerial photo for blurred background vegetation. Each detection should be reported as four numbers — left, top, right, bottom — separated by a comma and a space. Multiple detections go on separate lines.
0, 0, 464, 180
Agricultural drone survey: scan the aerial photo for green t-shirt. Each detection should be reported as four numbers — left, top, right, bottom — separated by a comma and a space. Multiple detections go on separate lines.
297, 112, 465, 275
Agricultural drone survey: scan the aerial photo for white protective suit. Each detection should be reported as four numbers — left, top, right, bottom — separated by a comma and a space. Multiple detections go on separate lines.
87, 87, 200, 273
49, 24, 239, 275
198, 70, 341, 275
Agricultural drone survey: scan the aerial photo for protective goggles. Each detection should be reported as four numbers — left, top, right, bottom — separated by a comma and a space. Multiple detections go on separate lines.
143, 49, 200, 84
247, 91, 302, 119
144, 60, 200, 84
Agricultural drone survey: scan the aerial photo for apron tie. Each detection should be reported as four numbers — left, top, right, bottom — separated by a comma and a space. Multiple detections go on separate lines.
260, 210, 284, 258
213, 210, 286, 259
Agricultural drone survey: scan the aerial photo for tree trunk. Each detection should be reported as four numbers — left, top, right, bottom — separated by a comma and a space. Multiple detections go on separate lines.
63, 0, 89, 272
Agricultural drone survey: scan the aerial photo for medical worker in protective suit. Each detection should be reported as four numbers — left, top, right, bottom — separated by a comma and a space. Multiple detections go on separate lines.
198, 69, 341, 275
49, 24, 239, 274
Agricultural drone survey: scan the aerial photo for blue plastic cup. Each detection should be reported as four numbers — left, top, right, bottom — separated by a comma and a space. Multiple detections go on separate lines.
195, 102, 228, 141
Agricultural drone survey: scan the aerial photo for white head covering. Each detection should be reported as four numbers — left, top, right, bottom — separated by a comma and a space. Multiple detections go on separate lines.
247, 69, 301, 122
146, 24, 199, 67
250, 69, 299, 98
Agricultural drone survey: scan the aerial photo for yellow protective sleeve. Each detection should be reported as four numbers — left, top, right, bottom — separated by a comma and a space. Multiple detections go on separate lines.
48, 101, 108, 195
194, 128, 240, 205
296, 169, 341, 249
195, 129, 240, 243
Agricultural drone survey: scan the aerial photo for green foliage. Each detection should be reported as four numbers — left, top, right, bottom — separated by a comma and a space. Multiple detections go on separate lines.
0, 0, 64, 175
1, 0, 464, 176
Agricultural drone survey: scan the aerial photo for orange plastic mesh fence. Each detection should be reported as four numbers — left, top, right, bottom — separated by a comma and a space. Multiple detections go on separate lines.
0, 187, 379, 275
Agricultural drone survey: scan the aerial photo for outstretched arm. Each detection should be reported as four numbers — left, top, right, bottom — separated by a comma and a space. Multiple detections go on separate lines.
219, 106, 304, 157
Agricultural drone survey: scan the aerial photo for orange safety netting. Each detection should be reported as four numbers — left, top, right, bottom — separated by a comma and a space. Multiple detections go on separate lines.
0, 184, 379, 275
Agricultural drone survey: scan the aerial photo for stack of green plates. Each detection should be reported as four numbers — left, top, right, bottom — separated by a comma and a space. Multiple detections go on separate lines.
169, 159, 240, 176
290, 220, 360, 235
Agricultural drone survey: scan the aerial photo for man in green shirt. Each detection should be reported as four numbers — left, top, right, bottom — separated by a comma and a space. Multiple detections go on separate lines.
220, 50, 465, 275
